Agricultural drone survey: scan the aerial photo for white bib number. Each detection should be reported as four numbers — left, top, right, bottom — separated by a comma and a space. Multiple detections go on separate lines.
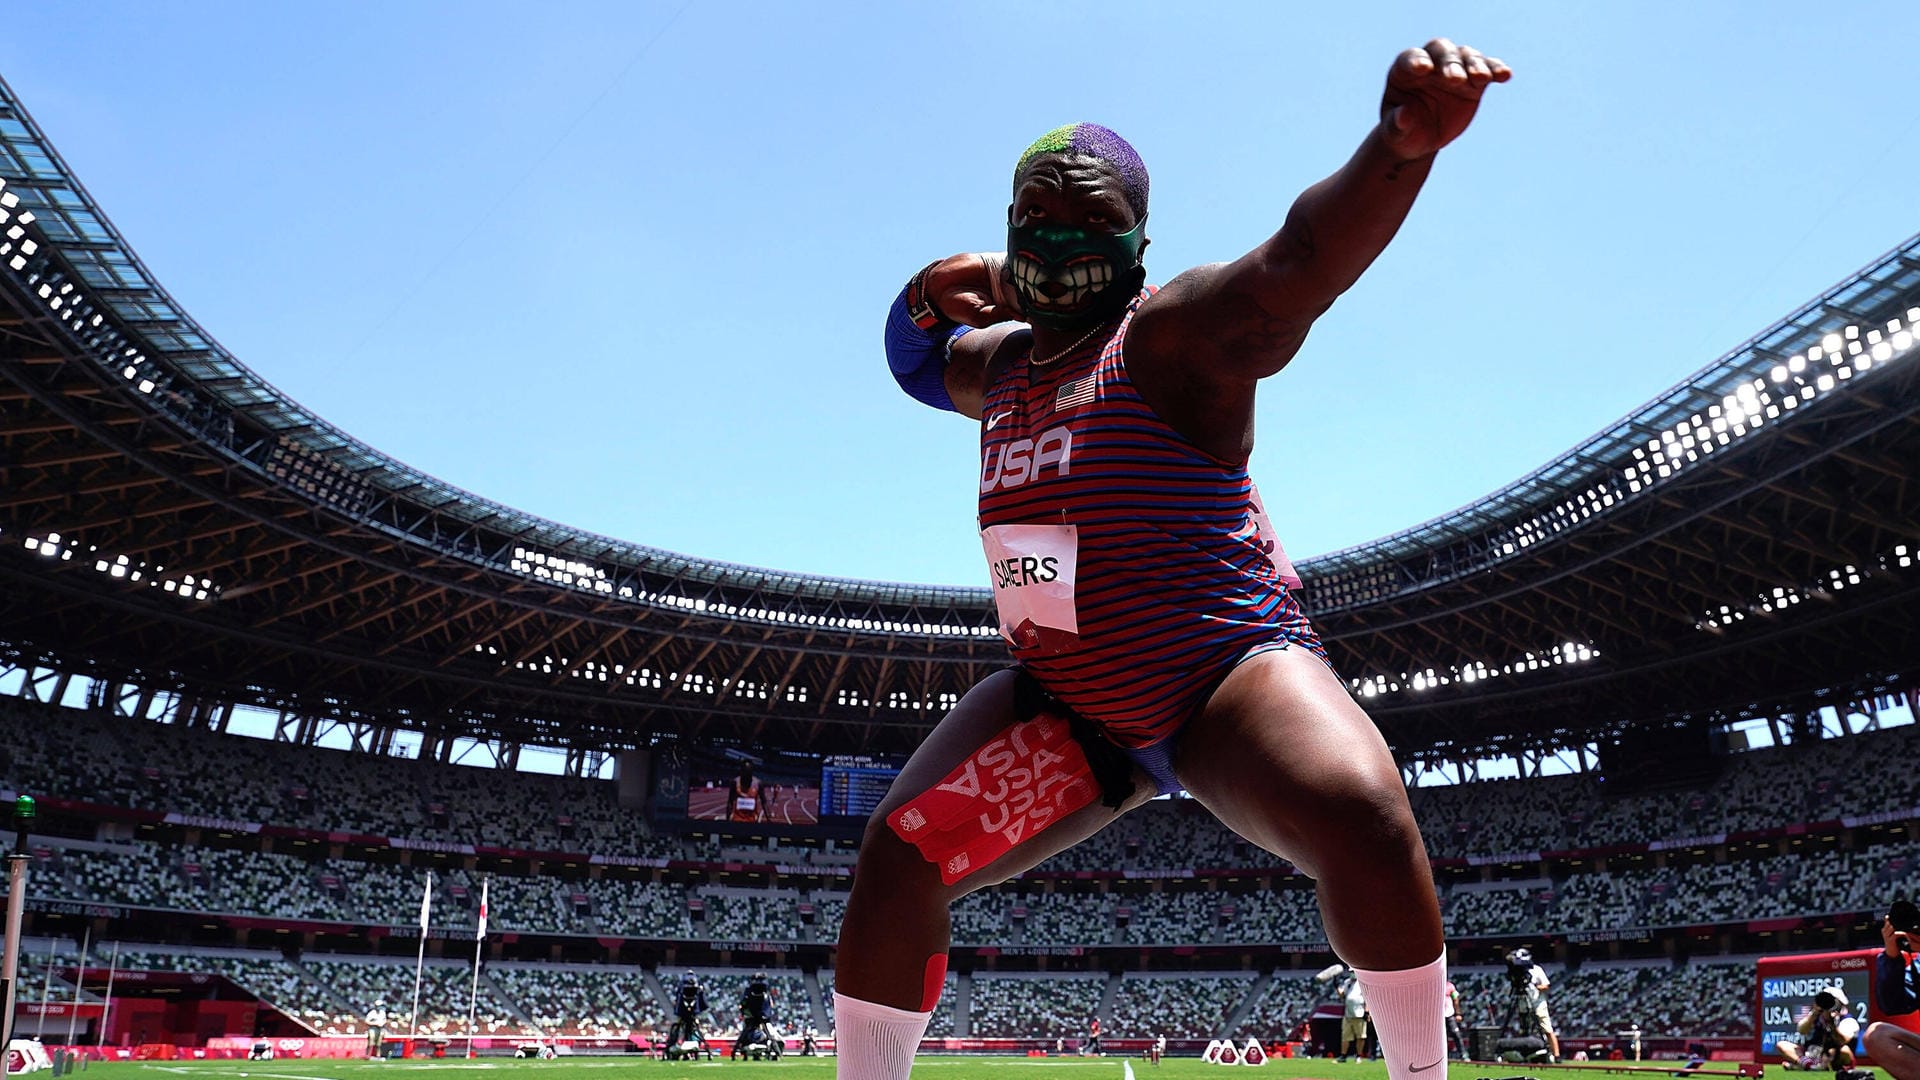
1247, 482, 1302, 589
981, 523, 1079, 651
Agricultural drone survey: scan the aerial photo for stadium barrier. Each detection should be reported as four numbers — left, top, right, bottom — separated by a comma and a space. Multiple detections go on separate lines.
205, 1037, 368, 1059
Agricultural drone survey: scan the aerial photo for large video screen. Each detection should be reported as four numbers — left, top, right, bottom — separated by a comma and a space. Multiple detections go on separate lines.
820, 755, 903, 819
684, 749, 821, 825
1754, 952, 1874, 1062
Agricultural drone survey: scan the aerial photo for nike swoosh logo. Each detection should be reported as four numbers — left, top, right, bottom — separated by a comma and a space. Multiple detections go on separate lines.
1411, 1061, 1443, 1073
986, 410, 1014, 430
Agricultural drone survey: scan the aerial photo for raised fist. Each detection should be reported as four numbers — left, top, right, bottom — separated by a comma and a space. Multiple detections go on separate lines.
1380, 38, 1512, 161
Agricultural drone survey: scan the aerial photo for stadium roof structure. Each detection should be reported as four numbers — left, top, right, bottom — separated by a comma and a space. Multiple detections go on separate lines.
2, 75, 1917, 765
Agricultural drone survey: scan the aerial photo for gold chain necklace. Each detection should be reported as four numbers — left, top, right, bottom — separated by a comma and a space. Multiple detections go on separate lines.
1028, 318, 1116, 368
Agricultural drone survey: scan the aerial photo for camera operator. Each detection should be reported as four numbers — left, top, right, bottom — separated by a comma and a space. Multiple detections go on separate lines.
734, 971, 777, 1059
1865, 901, 1920, 1080
1507, 948, 1560, 1062
1776, 985, 1858, 1072
671, 970, 708, 1049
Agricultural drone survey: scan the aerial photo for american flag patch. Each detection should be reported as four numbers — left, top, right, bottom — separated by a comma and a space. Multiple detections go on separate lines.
1053, 374, 1098, 411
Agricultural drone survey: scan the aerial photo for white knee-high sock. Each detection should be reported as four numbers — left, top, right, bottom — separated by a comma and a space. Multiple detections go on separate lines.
1354, 952, 1449, 1080
834, 993, 932, 1080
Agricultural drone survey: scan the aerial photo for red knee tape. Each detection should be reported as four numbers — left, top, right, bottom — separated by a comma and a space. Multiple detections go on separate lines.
921, 954, 948, 1012
888, 713, 1099, 885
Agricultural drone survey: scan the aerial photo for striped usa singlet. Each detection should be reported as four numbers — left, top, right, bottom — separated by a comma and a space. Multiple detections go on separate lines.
976, 289, 1329, 750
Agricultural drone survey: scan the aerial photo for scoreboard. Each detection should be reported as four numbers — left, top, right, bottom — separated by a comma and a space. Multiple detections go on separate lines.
820, 755, 901, 818
1753, 948, 1919, 1064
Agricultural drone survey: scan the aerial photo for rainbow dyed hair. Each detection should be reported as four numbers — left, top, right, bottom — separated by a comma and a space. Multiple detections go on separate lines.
1014, 123, 1149, 220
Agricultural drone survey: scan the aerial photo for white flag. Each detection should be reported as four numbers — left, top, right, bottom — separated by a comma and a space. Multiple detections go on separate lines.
418, 872, 433, 933
477, 878, 489, 940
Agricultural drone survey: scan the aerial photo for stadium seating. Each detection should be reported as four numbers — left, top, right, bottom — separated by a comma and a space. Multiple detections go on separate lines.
1232, 973, 1322, 1043
297, 956, 522, 1035
8, 694, 1919, 1047
487, 963, 663, 1036
966, 973, 1105, 1040
1106, 973, 1256, 1040
0, 698, 680, 859
106, 948, 348, 1034
30, 824, 1920, 948
9, 696, 1915, 878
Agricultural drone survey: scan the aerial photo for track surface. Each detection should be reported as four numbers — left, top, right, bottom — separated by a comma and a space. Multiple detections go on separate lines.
684, 784, 821, 825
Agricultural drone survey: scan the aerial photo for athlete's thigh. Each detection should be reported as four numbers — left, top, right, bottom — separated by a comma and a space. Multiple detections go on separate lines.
1171, 644, 1405, 872
871, 668, 1153, 896
1865, 1023, 1920, 1065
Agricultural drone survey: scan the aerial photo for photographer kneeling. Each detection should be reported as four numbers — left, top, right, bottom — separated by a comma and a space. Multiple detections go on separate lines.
1776, 985, 1858, 1072
1865, 901, 1920, 1080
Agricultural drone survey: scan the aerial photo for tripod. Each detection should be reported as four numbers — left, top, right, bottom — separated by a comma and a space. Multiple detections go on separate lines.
1497, 978, 1553, 1062
666, 1016, 713, 1059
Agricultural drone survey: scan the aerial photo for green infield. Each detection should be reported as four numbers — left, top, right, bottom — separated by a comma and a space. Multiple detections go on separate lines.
82, 1058, 1707, 1080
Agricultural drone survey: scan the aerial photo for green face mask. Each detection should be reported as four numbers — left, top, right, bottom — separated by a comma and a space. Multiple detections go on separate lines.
1005, 218, 1147, 330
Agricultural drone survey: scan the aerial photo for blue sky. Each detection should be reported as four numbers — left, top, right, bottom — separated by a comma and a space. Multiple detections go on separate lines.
6, 2, 1918, 588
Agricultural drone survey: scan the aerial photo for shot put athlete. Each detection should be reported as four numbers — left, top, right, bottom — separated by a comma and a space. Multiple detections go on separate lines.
839, 38, 1510, 1080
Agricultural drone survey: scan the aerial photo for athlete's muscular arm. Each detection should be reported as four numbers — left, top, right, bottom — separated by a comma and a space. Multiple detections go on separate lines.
1129, 39, 1510, 385
920, 251, 1031, 419
944, 324, 1031, 418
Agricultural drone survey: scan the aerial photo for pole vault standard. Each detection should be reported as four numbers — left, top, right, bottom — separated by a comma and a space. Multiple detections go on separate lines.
37, 948, 54, 1038
0, 797, 36, 1050
96, 942, 118, 1048
409, 872, 433, 1045
464, 877, 488, 1058
64, 926, 88, 1046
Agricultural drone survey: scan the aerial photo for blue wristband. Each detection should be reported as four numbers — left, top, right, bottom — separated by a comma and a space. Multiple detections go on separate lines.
885, 284, 961, 412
